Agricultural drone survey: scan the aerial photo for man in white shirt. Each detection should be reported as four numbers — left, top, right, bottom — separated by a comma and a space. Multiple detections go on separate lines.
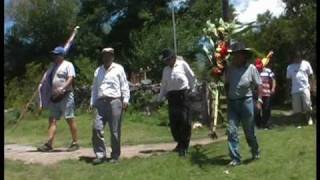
157, 48, 196, 157
286, 55, 315, 126
37, 46, 79, 152
90, 47, 130, 164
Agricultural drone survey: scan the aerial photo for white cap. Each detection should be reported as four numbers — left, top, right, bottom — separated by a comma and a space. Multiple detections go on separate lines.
101, 47, 114, 54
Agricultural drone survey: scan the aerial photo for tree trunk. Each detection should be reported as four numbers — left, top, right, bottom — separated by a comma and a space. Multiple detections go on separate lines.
222, 0, 229, 22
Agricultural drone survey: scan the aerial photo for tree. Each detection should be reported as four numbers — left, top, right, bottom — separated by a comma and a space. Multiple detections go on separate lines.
5, 0, 81, 79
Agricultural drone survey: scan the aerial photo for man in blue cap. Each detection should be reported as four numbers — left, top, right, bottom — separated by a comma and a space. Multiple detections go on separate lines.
37, 46, 79, 152
157, 48, 196, 157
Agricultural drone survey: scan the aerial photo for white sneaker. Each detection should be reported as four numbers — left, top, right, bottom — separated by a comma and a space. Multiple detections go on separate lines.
308, 118, 313, 125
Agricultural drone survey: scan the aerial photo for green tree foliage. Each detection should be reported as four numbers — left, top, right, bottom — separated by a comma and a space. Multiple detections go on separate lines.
5, 62, 44, 109
129, 0, 224, 80
4, 0, 316, 108
5, 0, 80, 79
237, 0, 316, 104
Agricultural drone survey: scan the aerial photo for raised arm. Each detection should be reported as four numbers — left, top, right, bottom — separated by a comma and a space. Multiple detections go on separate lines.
63, 26, 80, 54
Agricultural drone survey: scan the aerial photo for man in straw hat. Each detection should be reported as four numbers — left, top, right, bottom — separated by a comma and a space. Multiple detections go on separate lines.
224, 42, 262, 166
90, 47, 130, 164
157, 48, 196, 157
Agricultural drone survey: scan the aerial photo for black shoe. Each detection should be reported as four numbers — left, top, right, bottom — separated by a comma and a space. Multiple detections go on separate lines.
66, 142, 80, 152
92, 157, 107, 165
37, 143, 53, 152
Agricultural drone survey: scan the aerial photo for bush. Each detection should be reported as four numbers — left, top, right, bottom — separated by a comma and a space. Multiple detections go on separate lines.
72, 56, 97, 110
5, 62, 44, 109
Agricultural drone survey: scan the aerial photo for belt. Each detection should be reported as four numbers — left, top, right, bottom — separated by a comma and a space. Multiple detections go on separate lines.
98, 96, 121, 101
167, 89, 188, 96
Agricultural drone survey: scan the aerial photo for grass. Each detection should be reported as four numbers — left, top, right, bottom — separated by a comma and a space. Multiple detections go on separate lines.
5, 125, 316, 180
4, 106, 212, 147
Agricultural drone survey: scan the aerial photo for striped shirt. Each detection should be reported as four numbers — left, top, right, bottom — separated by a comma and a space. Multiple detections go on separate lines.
260, 68, 275, 97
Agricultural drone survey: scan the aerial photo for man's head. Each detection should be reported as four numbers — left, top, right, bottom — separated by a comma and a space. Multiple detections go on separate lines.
50, 46, 65, 63
229, 42, 252, 67
159, 48, 176, 67
293, 50, 304, 63
101, 47, 114, 66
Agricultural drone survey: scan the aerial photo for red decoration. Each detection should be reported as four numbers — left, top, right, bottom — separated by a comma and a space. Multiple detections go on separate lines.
210, 41, 229, 78
211, 67, 223, 77
255, 58, 263, 72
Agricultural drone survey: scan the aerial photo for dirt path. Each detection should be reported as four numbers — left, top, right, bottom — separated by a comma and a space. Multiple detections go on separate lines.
5, 136, 227, 166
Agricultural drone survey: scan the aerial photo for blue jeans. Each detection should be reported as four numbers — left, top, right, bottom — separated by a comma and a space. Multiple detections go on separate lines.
227, 97, 260, 162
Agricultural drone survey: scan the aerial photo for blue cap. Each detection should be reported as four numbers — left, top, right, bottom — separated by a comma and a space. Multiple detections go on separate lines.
51, 46, 65, 55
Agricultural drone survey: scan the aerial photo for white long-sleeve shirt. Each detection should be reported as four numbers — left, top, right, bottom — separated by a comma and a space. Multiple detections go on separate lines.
157, 56, 196, 101
90, 62, 130, 106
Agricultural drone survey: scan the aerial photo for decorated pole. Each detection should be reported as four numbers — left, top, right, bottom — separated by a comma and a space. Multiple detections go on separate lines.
222, 0, 229, 22
208, 0, 230, 139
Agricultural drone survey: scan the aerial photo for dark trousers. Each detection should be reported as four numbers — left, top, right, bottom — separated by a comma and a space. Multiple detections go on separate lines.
254, 96, 271, 128
167, 90, 192, 150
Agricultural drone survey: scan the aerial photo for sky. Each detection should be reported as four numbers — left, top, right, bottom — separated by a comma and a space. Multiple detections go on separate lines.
230, 0, 286, 23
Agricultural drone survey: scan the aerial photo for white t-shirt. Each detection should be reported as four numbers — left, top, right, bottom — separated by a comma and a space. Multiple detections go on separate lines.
50, 60, 76, 91
286, 60, 313, 94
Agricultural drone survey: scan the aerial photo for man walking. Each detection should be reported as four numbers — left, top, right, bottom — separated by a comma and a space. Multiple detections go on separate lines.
157, 48, 196, 157
37, 46, 79, 152
225, 42, 262, 166
90, 47, 130, 164
286, 52, 315, 126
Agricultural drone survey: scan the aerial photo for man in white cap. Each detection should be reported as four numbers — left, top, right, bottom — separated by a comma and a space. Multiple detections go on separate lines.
90, 47, 130, 164
37, 46, 79, 152
157, 48, 196, 157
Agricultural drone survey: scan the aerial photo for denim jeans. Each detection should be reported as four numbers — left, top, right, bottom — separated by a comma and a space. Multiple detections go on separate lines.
227, 97, 260, 162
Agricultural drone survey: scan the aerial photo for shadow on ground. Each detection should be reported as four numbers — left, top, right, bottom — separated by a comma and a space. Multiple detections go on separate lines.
189, 145, 229, 169
79, 156, 96, 164
26, 149, 66, 153
139, 149, 168, 154
270, 110, 316, 128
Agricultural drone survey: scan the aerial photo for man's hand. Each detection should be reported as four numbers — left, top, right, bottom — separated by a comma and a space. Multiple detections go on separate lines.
271, 89, 275, 95
256, 102, 262, 110
54, 87, 65, 95
123, 102, 128, 111
256, 98, 263, 109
